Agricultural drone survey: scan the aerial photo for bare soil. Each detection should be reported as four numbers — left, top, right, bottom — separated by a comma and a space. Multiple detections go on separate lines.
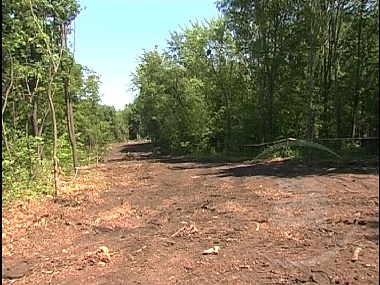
2, 141, 379, 285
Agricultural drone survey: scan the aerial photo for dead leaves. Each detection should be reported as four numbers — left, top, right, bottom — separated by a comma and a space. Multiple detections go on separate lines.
91, 202, 142, 230
171, 223, 223, 256
172, 223, 199, 237
171, 223, 224, 256
83, 246, 111, 266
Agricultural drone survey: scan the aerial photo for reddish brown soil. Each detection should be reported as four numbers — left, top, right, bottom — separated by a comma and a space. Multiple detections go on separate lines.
2, 142, 379, 285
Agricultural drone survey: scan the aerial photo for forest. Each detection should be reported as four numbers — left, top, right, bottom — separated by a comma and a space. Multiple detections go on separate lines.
2, 0, 379, 201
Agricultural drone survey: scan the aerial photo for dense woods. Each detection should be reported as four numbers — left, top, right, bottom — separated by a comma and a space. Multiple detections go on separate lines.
2, 0, 378, 200
2, 0, 130, 199
131, 0, 378, 156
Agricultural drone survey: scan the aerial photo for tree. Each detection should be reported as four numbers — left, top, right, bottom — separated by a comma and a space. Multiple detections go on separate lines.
2, 0, 129, 199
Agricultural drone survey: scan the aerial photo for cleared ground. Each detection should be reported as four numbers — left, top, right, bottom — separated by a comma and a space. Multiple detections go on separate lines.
2, 142, 379, 284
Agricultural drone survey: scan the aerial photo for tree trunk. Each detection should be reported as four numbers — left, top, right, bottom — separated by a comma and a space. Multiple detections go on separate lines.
30, 98, 45, 160
65, 77, 79, 169
321, 24, 332, 138
2, 53, 13, 156
63, 23, 79, 170
207, 51, 232, 155
307, 2, 316, 162
11, 102, 17, 130
47, 76, 60, 195
258, 66, 266, 144
2, 119, 11, 155
351, 0, 364, 139
333, 0, 343, 150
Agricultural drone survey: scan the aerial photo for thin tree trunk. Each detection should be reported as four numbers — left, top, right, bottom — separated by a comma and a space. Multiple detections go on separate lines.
307, 2, 316, 162
47, 76, 60, 194
2, 119, 11, 156
321, 20, 332, 138
11, 102, 17, 130
267, 12, 279, 142
28, 0, 62, 194
253, 1, 266, 144
262, 24, 270, 144
63, 23, 79, 170
207, 52, 232, 155
65, 77, 79, 169
31, 99, 39, 137
333, 0, 343, 150
25, 120, 35, 180
25, 41, 45, 163
258, 66, 266, 144
30, 98, 45, 160
2, 52, 13, 156
351, 0, 364, 139
334, 58, 341, 150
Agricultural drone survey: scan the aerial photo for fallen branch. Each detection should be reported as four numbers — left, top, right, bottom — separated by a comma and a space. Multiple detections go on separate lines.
351, 247, 362, 262
171, 226, 186, 237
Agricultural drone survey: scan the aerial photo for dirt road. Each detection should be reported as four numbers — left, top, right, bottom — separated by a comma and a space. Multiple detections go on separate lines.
2, 142, 379, 284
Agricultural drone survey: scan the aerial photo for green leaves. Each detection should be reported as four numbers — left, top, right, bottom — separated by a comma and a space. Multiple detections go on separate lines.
131, 0, 378, 158
3, 0, 378, 200
2, 0, 113, 199
254, 139, 342, 160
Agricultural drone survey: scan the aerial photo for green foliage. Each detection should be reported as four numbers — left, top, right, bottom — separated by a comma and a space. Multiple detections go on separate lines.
130, 1, 378, 160
2, 0, 130, 201
73, 71, 130, 161
3, 0, 378, 201
2, 133, 53, 202
254, 140, 342, 160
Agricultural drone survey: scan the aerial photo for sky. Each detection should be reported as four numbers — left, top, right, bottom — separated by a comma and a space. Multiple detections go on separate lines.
71, 0, 221, 110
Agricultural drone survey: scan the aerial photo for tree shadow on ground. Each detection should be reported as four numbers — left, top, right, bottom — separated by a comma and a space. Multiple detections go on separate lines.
361, 218, 379, 244
112, 141, 379, 178
119, 142, 156, 155
211, 160, 379, 178
365, 220, 379, 228
113, 141, 242, 169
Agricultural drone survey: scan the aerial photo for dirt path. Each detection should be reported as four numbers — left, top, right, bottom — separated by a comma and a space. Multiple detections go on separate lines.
2, 142, 379, 284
